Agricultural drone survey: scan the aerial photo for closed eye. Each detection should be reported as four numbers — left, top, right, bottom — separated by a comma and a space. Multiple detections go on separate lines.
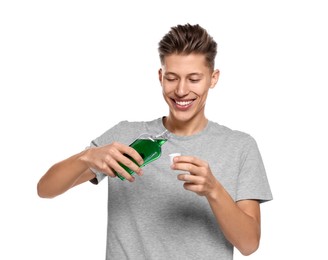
165, 77, 178, 82
189, 79, 200, 83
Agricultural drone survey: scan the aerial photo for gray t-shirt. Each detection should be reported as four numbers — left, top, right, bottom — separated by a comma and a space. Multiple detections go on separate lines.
90, 117, 273, 260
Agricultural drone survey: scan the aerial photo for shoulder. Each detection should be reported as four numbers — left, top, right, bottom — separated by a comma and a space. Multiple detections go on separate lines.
207, 121, 259, 150
208, 121, 253, 140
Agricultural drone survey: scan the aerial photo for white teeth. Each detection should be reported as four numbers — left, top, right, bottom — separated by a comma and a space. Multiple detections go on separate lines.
176, 100, 192, 106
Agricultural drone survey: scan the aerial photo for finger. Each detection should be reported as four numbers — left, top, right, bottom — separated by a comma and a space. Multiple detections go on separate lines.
172, 162, 198, 175
173, 155, 203, 166
177, 173, 200, 183
119, 144, 144, 166
101, 165, 117, 178
183, 182, 204, 194
108, 143, 143, 177
100, 155, 136, 182
118, 153, 143, 176
111, 163, 136, 182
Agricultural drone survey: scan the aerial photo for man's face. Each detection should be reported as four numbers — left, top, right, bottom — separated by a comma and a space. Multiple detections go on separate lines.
159, 53, 219, 124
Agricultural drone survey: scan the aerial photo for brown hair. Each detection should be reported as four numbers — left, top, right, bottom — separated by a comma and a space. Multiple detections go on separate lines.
158, 24, 217, 70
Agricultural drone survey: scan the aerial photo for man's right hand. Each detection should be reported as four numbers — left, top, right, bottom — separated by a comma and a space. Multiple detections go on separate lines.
81, 142, 144, 182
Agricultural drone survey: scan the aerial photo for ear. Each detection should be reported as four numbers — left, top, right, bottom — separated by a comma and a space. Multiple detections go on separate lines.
210, 69, 220, 89
158, 68, 163, 86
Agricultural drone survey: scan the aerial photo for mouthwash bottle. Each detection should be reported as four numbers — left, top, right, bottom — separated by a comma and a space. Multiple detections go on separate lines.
116, 130, 169, 180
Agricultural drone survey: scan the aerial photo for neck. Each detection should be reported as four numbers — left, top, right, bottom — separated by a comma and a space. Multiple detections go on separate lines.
163, 116, 208, 136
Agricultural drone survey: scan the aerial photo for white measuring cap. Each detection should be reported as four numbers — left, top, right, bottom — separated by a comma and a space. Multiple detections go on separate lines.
169, 153, 181, 165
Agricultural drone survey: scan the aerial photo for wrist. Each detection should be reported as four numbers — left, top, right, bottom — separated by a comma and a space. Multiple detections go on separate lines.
206, 180, 223, 201
78, 147, 92, 165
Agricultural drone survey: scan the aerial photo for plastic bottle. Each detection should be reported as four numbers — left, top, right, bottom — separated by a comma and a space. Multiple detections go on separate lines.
116, 130, 169, 180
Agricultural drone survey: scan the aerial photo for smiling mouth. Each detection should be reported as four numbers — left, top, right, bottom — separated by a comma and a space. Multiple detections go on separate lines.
173, 99, 194, 109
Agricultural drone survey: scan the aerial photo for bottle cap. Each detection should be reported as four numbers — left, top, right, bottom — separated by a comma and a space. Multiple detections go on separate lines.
169, 153, 181, 165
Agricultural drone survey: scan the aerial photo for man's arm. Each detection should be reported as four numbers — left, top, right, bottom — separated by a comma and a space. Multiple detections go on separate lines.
173, 155, 261, 256
37, 150, 96, 198
37, 142, 144, 198
206, 189, 260, 256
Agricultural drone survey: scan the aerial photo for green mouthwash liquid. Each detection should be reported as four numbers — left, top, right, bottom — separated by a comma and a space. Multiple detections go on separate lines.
116, 131, 169, 180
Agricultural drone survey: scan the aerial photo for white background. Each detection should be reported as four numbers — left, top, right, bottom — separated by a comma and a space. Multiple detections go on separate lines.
1, 0, 327, 259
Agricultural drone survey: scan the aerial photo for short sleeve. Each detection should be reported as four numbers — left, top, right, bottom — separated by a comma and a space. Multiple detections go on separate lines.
89, 166, 107, 184
85, 120, 133, 185
236, 136, 273, 203
85, 143, 107, 185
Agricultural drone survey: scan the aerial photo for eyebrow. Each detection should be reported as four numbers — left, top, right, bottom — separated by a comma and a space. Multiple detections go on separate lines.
164, 72, 204, 77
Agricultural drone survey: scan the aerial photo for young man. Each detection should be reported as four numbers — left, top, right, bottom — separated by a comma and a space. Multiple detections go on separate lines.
37, 24, 272, 259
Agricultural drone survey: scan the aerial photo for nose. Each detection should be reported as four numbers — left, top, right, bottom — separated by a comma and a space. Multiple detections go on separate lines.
175, 79, 189, 97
